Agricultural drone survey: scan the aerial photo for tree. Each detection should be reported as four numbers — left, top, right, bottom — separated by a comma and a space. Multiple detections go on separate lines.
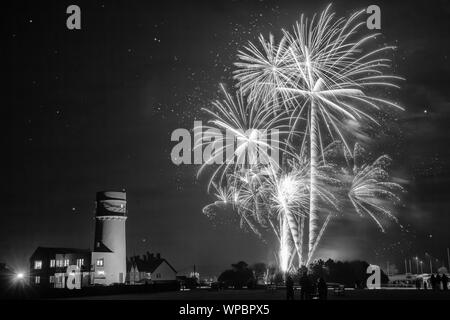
218, 261, 255, 289
251, 263, 267, 283
438, 267, 448, 274
309, 259, 389, 287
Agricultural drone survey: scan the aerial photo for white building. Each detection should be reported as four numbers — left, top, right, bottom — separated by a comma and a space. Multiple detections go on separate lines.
30, 190, 177, 288
127, 253, 177, 284
91, 191, 127, 285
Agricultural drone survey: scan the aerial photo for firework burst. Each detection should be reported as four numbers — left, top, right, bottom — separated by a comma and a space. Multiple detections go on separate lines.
197, 84, 298, 191
234, 4, 404, 262
199, 4, 405, 272
344, 143, 404, 232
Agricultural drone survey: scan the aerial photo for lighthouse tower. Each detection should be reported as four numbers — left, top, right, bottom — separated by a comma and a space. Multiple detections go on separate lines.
91, 191, 127, 285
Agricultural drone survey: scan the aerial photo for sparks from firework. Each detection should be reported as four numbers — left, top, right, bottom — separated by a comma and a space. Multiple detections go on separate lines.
202, 151, 338, 272
200, 4, 404, 272
269, 167, 309, 271
343, 143, 404, 232
196, 84, 302, 192
234, 34, 292, 112
233, 4, 404, 264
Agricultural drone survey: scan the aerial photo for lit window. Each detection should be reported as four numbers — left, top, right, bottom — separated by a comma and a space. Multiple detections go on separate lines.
63, 259, 70, 267
50, 259, 56, 268
35, 276, 40, 284
34, 260, 42, 270
76, 259, 84, 267
97, 270, 105, 275
49, 276, 55, 283
56, 260, 63, 267
96, 259, 104, 267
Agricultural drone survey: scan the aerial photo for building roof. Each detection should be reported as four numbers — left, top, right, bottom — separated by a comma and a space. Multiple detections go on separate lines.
128, 255, 177, 274
96, 191, 126, 201
30, 247, 91, 259
92, 241, 113, 253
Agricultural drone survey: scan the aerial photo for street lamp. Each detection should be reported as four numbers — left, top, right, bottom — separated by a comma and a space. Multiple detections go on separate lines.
13, 271, 27, 287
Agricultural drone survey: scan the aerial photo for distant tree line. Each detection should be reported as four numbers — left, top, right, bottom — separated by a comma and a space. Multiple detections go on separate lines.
218, 261, 255, 289
217, 259, 388, 289
306, 259, 389, 288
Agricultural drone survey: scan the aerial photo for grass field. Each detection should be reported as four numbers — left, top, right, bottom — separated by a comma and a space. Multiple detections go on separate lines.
67, 288, 450, 300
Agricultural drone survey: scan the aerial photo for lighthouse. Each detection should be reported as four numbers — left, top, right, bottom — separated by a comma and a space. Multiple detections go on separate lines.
91, 191, 127, 285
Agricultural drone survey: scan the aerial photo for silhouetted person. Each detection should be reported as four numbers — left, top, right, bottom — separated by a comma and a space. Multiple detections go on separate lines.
442, 274, 448, 291
436, 274, 442, 290
317, 277, 328, 300
415, 277, 421, 290
286, 276, 294, 300
430, 274, 436, 290
299, 272, 311, 300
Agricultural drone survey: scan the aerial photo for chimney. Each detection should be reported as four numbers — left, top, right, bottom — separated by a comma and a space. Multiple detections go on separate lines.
156, 253, 161, 259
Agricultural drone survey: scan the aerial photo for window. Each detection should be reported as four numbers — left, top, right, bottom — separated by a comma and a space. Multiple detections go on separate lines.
34, 260, 42, 270
56, 260, 63, 267
76, 258, 84, 267
63, 259, 70, 267
96, 258, 104, 267
49, 276, 55, 283
50, 259, 56, 268
35, 276, 40, 284
156, 273, 161, 279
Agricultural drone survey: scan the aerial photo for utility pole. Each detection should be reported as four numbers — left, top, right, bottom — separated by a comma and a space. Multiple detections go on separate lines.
415, 257, 419, 275
404, 259, 408, 274
426, 253, 433, 274
193, 264, 198, 282
447, 248, 450, 273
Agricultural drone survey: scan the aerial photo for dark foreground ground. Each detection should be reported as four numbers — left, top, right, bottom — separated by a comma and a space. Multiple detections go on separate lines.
66, 288, 450, 300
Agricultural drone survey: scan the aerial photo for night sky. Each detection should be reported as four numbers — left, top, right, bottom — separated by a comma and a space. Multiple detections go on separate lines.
4, 0, 450, 276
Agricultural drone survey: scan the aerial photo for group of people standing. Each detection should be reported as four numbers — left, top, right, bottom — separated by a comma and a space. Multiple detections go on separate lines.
285, 273, 328, 300
423, 273, 449, 290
